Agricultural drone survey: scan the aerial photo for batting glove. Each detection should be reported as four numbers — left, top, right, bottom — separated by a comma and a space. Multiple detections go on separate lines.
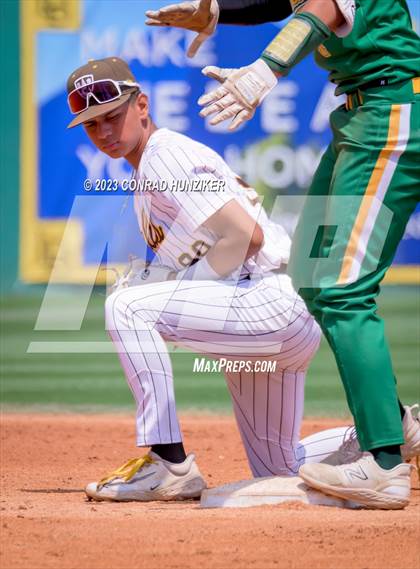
145, 0, 219, 58
198, 59, 278, 131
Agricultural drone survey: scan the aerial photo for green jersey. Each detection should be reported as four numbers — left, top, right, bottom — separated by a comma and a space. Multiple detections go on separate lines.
315, 0, 420, 94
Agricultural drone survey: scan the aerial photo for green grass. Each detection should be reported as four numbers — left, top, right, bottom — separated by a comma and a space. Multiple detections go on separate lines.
1, 286, 419, 416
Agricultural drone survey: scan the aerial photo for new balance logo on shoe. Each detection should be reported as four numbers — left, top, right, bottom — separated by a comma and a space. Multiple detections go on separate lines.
345, 464, 368, 482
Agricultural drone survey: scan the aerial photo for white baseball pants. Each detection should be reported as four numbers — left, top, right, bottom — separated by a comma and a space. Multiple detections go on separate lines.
105, 272, 350, 476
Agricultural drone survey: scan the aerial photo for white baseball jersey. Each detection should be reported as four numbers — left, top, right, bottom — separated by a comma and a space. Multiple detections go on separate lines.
133, 128, 291, 278
106, 128, 348, 477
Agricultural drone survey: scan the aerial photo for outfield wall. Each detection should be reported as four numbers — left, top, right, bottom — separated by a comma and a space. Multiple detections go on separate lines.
0, 1, 19, 293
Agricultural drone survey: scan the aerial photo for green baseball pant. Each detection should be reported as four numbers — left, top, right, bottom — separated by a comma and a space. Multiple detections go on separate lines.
289, 78, 420, 451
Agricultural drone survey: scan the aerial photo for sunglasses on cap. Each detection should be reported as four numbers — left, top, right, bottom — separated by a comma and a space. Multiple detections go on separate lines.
67, 79, 141, 114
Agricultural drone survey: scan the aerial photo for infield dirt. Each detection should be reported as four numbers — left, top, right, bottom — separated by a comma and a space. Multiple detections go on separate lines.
1, 414, 419, 569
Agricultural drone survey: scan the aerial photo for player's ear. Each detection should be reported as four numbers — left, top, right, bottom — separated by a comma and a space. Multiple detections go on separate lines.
133, 92, 149, 120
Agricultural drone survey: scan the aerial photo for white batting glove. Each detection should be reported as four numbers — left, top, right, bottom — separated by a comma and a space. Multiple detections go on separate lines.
145, 0, 219, 58
198, 59, 278, 131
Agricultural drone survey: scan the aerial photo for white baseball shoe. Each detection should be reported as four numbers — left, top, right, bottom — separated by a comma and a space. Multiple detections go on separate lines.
299, 454, 412, 510
85, 452, 207, 502
322, 404, 420, 466
401, 404, 420, 461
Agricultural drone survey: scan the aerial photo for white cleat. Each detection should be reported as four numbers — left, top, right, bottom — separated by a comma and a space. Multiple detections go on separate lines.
85, 452, 207, 502
322, 404, 420, 466
401, 404, 420, 461
299, 454, 412, 510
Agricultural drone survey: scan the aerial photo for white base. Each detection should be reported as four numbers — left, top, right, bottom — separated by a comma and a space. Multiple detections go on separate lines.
200, 476, 359, 509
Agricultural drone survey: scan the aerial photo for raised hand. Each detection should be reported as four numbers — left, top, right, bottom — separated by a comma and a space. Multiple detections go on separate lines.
198, 59, 278, 131
145, 0, 219, 57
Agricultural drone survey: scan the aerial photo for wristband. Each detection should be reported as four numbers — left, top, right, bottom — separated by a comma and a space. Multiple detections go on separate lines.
176, 255, 221, 281
261, 12, 331, 77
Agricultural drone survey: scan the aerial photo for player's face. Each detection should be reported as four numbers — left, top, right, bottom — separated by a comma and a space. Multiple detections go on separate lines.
82, 93, 150, 159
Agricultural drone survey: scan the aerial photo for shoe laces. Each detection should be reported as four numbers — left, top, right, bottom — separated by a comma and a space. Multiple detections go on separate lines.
406, 403, 419, 423
98, 455, 155, 488
339, 426, 360, 456
405, 404, 420, 482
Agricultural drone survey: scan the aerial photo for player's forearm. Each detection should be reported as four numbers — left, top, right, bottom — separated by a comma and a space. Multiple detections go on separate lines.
217, 0, 292, 25
261, 0, 349, 77
176, 200, 264, 280
217, 0, 343, 27
300, 0, 345, 33
204, 200, 264, 276
205, 226, 264, 276
176, 225, 264, 281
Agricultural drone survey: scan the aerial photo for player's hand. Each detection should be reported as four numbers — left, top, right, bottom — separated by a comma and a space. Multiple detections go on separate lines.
198, 59, 278, 131
145, 0, 219, 58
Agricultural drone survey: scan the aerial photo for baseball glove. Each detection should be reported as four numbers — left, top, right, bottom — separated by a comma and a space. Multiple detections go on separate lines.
108, 256, 176, 293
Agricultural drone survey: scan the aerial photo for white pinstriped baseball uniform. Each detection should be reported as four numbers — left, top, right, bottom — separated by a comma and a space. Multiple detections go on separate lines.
105, 128, 350, 477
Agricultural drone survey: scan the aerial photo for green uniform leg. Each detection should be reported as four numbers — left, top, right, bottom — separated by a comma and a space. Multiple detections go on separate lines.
289, 90, 420, 451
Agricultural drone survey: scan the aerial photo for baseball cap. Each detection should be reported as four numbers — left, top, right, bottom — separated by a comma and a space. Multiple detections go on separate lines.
66, 57, 140, 128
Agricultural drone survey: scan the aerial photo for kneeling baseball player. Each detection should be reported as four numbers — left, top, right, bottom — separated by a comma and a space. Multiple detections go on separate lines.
66, 57, 419, 503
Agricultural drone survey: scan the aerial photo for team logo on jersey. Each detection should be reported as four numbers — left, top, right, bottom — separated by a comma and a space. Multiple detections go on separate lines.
317, 44, 331, 58
141, 211, 165, 251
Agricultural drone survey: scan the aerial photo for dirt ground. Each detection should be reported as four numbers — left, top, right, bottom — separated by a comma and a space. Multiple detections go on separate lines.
1, 414, 419, 569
